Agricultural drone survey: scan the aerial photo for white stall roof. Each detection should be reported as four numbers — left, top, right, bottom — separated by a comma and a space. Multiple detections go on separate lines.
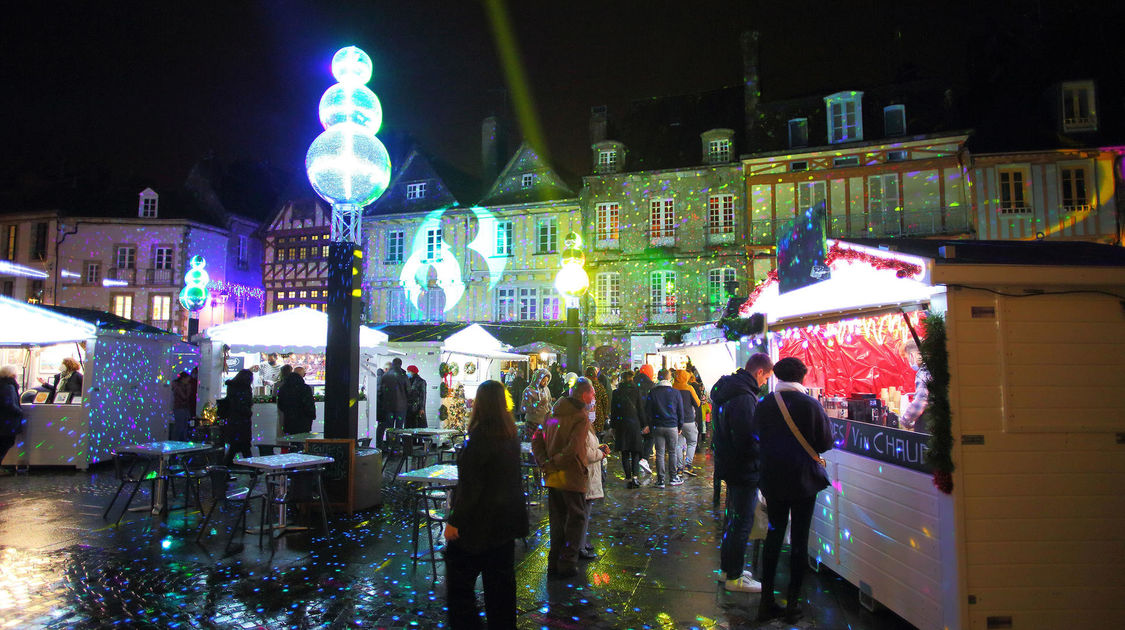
0, 296, 97, 346
198, 306, 390, 353
443, 324, 528, 360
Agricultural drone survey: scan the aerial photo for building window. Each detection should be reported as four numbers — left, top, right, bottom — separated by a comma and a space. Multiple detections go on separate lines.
425, 228, 442, 262
424, 288, 445, 321
596, 202, 620, 244
595, 272, 620, 324
115, 246, 136, 269
388, 288, 407, 322
650, 199, 675, 244
708, 139, 731, 163
1, 281, 13, 298
868, 174, 900, 217
536, 217, 557, 254
234, 299, 246, 319
321, 245, 329, 257
790, 161, 808, 172
27, 280, 43, 304
140, 197, 158, 218
884, 105, 906, 136
1060, 166, 1090, 212
598, 150, 617, 170
495, 287, 517, 322
833, 156, 859, 168
237, 236, 248, 266
708, 268, 736, 305
85, 262, 100, 285
708, 194, 736, 237
150, 295, 172, 323
3, 225, 16, 260
111, 294, 134, 319
797, 181, 827, 213
825, 91, 863, 144
887, 150, 908, 162
31, 223, 48, 261
518, 287, 538, 320
299, 290, 308, 299
1061, 81, 1097, 132
998, 168, 1030, 214
788, 118, 808, 149
406, 182, 427, 200
154, 247, 174, 270
495, 221, 513, 257
276, 248, 287, 262
386, 230, 404, 263
540, 288, 561, 321
521, 173, 535, 189
649, 271, 676, 322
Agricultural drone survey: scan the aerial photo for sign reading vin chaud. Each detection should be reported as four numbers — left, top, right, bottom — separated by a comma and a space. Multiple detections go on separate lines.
830, 418, 932, 473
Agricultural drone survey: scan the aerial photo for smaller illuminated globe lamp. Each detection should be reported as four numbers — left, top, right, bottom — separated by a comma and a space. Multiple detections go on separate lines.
178, 256, 210, 312
554, 232, 589, 300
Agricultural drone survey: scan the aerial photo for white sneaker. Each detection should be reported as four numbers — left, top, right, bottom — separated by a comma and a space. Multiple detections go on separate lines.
638, 459, 652, 474
725, 575, 763, 593
742, 570, 755, 580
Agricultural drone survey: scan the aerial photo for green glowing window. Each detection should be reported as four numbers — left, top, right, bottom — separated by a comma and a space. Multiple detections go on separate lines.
650, 271, 676, 317
425, 228, 443, 262
708, 268, 736, 305
495, 221, 513, 257
386, 230, 404, 262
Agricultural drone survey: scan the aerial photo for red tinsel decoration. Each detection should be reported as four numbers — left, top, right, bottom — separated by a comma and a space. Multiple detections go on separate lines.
932, 469, 954, 494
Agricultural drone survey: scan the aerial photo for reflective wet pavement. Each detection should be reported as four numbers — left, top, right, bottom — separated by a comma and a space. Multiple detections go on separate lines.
0, 458, 915, 629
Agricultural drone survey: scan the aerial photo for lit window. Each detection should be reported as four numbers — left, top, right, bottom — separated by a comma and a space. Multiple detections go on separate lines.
540, 288, 560, 321
111, 294, 134, 319
321, 245, 329, 257
998, 167, 1030, 214
386, 230, 404, 263
288, 291, 296, 299
536, 217, 557, 254
708, 195, 735, 235
596, 202, 620, 244
406, 182, 427, 200
3, 225, 16, 260
649, 271, 676, 320
495, 221, 513, 257
650, 199, 675, 243
425, 228, 443, 262
521, 173, 535, 189
1060, 166, 1090, 211
299, 247, 307, 259
825, 91, 864, 143
708, 268, 736, 305
276, 249, 287, 262
150, 295, 171, 322
518, 287, 538, 320
299, 290, 308, 299
1061, 81, 1097, 131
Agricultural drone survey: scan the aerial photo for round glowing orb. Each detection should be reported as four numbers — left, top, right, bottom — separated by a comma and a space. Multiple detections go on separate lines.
306, 122, 391, 206
555, 264, 589, 298
318, 83, 382, 132
331, 46, 372, 85
179, 255, 210, 312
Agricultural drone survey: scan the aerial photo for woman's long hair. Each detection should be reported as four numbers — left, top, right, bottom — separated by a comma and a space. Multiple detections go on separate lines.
468, 380, 516, 440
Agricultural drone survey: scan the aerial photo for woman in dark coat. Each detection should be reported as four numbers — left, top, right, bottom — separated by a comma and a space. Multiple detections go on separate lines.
0, 365, 24, 473
444, 380, 528, 630
220, 369, 255, 465
610, 371, 644, 489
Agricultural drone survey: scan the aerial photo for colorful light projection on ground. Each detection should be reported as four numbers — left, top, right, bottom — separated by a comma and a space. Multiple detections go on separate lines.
398, 206, 508, 312
306, 46, 391, 245
178, 256, 210, 312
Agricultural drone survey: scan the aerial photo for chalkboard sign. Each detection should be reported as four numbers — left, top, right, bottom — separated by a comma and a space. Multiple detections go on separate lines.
830, 418, 932, 473
305, 439, 356, 515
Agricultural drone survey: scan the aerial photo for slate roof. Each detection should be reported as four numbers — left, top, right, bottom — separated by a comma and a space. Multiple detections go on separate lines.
478, 142, 577, 206
365, 147, 463, 217
37, 304, 177, 336
368, 323, 472, 343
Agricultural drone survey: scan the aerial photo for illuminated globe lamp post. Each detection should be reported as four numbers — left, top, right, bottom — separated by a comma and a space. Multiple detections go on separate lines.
179, 255, 210, 338
554, 232, 589, 372
306, 46, 391, 439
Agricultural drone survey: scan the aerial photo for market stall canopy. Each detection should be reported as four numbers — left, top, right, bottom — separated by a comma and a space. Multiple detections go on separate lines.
198, 306, 390, 353
0, 296, 175, 346
509, 341, 565, 356
372, 322, 528, 360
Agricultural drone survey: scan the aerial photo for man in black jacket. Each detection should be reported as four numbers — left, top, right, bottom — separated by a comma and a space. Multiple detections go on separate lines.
644, 369, 684, 488
405, 365, 427, 428
278, 366, 316, 435
711, 353, 773, 593
379, 358, 410, 443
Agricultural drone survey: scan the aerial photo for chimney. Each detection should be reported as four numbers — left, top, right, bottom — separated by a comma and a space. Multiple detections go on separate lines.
590, 105, 608, 143
481, 115, 505, 191
741, 30, 760, 144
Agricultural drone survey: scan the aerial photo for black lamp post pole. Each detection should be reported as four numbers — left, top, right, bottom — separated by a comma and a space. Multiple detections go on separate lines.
324, 242, 361, 440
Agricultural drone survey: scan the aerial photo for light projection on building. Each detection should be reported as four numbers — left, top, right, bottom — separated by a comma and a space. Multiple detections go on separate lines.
398, 206, 508, 312
178, 255, 210, 311
0, 260, 49, 278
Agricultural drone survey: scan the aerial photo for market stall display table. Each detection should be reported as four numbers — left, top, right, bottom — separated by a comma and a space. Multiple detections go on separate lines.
115, 441, 213, 514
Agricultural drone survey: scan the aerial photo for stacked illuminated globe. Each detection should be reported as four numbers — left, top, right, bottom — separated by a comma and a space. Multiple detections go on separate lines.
306, 46, 391, 209
179, 255, 210, 312
555, 232, 589, 298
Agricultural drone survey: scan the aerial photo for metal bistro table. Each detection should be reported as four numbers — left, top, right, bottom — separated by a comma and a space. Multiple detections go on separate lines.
397, 464, 459, 562
116, 441, 213, 514
279, 432, 323, 448
234, 453, 334, 536
386, 428, 462, 473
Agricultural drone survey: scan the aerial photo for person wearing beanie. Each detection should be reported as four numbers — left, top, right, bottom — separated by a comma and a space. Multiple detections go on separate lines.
672, 369, 701, 476
405, 365, 428, 428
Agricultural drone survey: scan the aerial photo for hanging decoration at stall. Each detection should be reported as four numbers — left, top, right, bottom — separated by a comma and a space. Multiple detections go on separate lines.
178, 256, 210, 312
776, 200, 829, 294
919, 310, 954, 494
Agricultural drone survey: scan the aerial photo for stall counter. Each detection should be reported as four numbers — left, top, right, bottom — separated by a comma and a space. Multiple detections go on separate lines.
250, 400, 370, 443
2, 403, 91, 469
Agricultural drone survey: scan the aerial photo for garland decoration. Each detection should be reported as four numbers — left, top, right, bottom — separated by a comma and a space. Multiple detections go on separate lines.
719, 314, 766, 341
920, 310, 954, 494
464, 361, 477, 375
662, 326, 689, 345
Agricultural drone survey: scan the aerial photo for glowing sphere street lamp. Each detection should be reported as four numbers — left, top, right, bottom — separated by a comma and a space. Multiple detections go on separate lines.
554, 232, 589, 372
179, 255, 210, 338
305, 45, 391, 440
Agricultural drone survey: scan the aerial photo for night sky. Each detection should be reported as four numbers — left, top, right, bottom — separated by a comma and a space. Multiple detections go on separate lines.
2, 1, 1120, 197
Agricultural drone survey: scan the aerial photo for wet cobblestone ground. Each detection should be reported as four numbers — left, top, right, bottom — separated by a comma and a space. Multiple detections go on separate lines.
0, 456, 915, 629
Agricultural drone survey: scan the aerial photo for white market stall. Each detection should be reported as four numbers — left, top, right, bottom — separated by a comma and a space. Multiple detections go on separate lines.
740, 238, 1125, 630
0, 296, 190, 469
372, 323, 529, 425
195, 307, 397, 442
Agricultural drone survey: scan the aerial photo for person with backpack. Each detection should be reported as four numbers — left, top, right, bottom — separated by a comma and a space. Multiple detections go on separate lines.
710, 353, 773, 593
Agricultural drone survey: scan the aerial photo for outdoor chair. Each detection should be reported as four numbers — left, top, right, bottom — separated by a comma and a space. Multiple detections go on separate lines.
102, 451, 155, 526
411, 483, 454, 581
254, 444, 290, 457
195, 465, 265, 555
437, 434, 467, 465
169, 446, 226, 513
261, 466, 331, 549
356, 437, 372, 448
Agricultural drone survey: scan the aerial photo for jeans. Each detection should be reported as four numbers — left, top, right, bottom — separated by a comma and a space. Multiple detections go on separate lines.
760, 494, 818, 605
171, 407, 191, 442
652, 426, 679, 482
720, 483, 758, 580
680, 422, 699, 470
547, 488, 587, 573
446, 539, 517, 629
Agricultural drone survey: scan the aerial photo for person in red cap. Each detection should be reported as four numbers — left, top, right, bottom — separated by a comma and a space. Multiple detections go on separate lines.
405, 365, 428, 428
634, 364, 657, 475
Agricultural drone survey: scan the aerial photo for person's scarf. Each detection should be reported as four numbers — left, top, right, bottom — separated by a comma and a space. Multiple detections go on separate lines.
774, 380, 808, 394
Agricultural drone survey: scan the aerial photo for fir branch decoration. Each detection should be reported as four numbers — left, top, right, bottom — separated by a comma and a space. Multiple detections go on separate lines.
920, 310, 954, 494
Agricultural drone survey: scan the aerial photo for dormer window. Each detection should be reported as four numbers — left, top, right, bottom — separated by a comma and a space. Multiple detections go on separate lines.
700, 129, 735, 164
708, 139, 731, 163
598, 150, 617, 170
788, 118, 808, 149
138, 188, 159, 218
593, 140, 625, 174
406, 182, 427, 200
1061, 81, 1097, 132
884, 105, 906, 136
521, 173, 535, 189
824, 91, 864, 144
